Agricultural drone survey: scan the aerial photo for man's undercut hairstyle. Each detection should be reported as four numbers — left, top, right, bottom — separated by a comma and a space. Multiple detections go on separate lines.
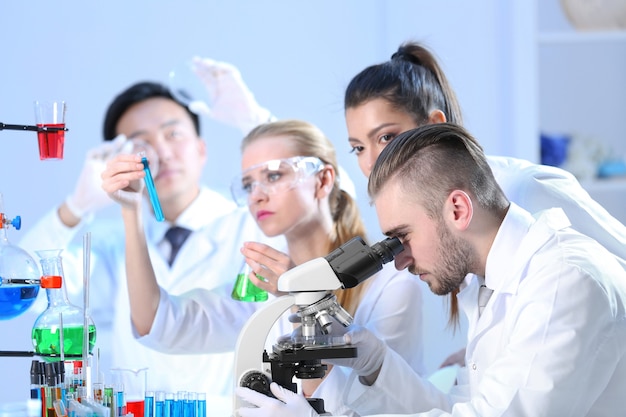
368, 123, 507, 218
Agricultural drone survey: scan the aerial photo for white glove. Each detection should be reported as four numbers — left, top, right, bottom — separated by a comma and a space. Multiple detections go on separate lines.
236, 382, 319, 417
325, 325, 386, 377
65, 134, 131, 218
191, 56, 275, 135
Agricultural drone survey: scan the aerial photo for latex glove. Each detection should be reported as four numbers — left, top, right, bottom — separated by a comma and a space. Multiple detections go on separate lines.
191, 56, 275, 135
236, 382, 319, 417
65, 134, 132, 218
325, 325, 386, 377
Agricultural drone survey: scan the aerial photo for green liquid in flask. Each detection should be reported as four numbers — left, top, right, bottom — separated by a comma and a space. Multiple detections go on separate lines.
32, 324, 97, 361
232, 272, 268, 302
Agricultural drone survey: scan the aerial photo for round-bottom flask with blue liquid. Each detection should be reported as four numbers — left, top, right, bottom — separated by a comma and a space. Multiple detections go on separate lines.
0, 201, 40, 320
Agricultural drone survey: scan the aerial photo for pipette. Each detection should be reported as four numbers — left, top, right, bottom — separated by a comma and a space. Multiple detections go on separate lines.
82, 232, 91, 374
141, 156, 164, 221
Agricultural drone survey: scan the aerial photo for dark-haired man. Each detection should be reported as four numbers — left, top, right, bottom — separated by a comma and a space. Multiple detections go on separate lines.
20, 63, 283, 399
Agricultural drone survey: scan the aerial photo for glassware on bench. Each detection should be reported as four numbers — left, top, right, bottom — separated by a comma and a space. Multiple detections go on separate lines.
231, 261, 268, 302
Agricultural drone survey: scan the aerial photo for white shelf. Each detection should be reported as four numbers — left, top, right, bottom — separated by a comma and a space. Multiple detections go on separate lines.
538, 30, 626, 44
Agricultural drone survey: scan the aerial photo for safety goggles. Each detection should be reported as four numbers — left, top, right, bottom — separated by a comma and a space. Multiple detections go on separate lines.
230, 156, 325, 206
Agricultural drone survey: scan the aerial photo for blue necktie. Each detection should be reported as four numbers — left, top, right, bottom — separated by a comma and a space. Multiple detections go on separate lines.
164, 226, 192, 266
478, 285, 493, 317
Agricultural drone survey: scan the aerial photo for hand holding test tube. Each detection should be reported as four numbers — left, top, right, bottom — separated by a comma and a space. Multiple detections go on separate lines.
101, 139, 164, 221
129, 140, 164, 222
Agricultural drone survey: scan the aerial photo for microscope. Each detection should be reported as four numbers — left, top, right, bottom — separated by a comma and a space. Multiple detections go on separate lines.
233, 236, 403, 415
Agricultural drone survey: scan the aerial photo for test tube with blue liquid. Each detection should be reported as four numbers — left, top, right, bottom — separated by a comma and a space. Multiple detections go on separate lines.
155, 391, 165, 417
195, 393, 206, 417
144, 391, 155, 417
115, 384, 126, 417
128, 140, 163, 222
176, 391, 185, 417
183, 392, 195, 417
164, 392, 174, 417
140, 152, 164, 222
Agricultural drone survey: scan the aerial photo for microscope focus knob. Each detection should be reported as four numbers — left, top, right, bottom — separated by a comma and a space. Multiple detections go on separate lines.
240, 371, 273, 397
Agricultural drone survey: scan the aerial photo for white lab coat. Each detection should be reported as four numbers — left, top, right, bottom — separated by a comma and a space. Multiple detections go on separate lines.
341, 204, 626, 416
312, 262, 426, 416
487, 156, 626, 268
19, 187, 282, 397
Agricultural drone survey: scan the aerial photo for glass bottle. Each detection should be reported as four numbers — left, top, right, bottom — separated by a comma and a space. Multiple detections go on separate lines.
0, 194, 41, 320
231, 262, 268, 302
31, 249, 96, 361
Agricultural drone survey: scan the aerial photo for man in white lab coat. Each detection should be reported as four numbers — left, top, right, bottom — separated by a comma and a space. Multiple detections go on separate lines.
19, 67, 282, 399
237, 123, 626, 416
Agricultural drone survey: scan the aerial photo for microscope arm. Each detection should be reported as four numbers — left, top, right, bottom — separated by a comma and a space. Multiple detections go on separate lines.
233, 294, 294, 413
232, 257, 341, 414
232, 237, 402, 416
278, 257, 343, 293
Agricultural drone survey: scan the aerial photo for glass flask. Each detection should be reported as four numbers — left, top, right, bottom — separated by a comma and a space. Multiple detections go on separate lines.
31, 249, 96, 361
231, 262, 268, 302
0, 195, 41, 320
110, 367, 148, 417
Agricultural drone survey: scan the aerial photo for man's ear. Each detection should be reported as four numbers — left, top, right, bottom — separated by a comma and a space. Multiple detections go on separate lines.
445, 190, 473, 231
428, 109, 447, 125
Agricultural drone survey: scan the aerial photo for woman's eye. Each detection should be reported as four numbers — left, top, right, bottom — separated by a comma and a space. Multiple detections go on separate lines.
349, 145, 365, 155
267, 172, 282, 183
379, 134, 395, 144
242, 182, 253, 193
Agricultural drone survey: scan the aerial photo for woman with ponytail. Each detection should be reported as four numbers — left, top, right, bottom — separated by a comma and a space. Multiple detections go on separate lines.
237, 42, 626, 417
344, 40, 626, 353
235, 119, 425, 415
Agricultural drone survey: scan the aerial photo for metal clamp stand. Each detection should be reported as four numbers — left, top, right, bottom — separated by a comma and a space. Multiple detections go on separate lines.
0, 122, 68, 132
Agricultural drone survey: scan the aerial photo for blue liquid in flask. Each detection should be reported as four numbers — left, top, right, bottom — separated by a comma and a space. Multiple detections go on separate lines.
0, 284, 39, 320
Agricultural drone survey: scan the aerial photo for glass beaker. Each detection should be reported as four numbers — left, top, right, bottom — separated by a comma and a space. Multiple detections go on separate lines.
34, 100, 66, 160
110, 368, 148, 417
167, 58, 212, 116
0, 201, 41, 319
231, 262, 268, 302
31, 249, 96, 361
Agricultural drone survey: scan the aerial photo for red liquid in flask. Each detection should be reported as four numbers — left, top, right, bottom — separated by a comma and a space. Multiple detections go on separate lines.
36, 123, 65, 160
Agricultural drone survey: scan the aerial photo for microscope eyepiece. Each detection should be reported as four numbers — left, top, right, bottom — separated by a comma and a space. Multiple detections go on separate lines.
371, 237, 403, 263
325, 236, 404, 289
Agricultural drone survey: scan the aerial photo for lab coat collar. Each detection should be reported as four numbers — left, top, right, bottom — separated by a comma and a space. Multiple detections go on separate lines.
461, 203, 574, 346
484, 203, 535, 294
485, 203, 572, 296
460, 204, 538, 337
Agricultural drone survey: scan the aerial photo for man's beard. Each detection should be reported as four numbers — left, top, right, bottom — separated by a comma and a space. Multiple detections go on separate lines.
428, 220, 475, 296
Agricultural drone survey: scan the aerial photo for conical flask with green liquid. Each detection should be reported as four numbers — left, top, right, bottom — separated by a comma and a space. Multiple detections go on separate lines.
31, 249, 96, 361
